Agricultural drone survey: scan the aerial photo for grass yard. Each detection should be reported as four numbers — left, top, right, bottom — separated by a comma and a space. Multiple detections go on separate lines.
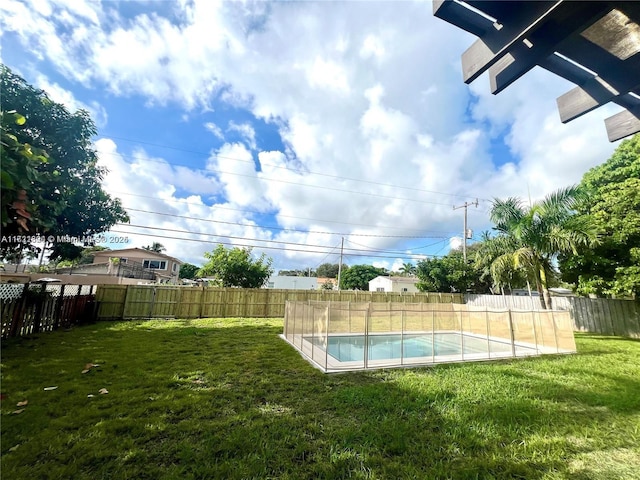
1, 318, 639, 480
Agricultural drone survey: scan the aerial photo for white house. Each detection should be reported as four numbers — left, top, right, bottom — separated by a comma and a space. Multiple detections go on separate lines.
265, 276, 318, 290
369, 276, 420, 293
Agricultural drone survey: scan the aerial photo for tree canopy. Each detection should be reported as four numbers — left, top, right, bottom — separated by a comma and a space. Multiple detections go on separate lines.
415, 248, 492, 294
143, 242, 166, 253
316, 263, 340, 278
198, 245, 273, 288
339, 264, 386, 290
489, 186, 597, 308
560, 134, 640, 298
0, 65, 128, 260
179, 263, 200, 280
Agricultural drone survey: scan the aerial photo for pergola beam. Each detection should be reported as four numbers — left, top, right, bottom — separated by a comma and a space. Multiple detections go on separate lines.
434, 0, 640, 141
605, 108, 640, 142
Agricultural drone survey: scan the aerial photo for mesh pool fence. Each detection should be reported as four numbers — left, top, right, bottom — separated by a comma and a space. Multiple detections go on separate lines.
282, 301, 576, 372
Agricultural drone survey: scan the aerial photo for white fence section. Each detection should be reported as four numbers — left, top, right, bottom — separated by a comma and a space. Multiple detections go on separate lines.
465, 294, 639, 338
283, 301, 576, 373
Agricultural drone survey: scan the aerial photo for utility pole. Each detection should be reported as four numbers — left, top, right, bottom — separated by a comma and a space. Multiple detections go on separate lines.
337, 237, 344, 291
453, 200, 478, 262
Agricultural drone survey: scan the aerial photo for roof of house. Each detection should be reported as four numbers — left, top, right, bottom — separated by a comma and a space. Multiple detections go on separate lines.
93, 247, 183, 265
370, 276, 419, 283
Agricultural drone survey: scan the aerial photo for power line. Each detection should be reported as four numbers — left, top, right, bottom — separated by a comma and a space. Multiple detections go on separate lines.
122, 207, 447, 239
113, 191, 456, 234
116, 223, 446, 256
100, 133, 492, 201
99, 148, 461, 208
108, 228, 438, 260
116, 223, 439, 255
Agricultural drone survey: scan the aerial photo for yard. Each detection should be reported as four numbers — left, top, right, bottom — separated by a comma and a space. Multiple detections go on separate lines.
1, 318, 639, 479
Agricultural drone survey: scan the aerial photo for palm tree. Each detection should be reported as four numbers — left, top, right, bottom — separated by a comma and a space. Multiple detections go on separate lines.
399, 262, 417, 277
142, 242, 166, 253
488, 186, 597, 309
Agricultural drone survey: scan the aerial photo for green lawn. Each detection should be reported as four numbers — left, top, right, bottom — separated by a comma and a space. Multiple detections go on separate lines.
1, 318, 639, 479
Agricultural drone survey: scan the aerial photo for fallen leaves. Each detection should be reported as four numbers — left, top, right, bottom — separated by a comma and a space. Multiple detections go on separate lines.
43, 386, 58, 391
81, 363, 100, 374
98, 388, 109, 395
16, 400, 28, 407
11, 409, 25, 415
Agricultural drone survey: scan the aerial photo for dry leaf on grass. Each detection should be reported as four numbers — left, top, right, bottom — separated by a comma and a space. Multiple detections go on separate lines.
87, 394, 95, 398
16, 400, 28, 407
98, 388, 109, 395
82, 363, 100, 374
12, 409, 25, 415
43, 386, 58, 391
8, 445, 19, 452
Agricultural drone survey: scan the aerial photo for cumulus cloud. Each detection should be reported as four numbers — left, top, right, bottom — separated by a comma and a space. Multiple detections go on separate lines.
0, 0, 620, 270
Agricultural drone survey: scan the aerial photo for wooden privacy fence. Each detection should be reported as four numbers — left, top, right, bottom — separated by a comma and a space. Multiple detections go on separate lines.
569, 297, 640, 338
465, 294, 640, 338
95, 285, 464, 320
1, 283, 97, 339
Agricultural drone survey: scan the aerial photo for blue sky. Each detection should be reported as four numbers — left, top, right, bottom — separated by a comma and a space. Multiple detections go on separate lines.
0, 0, 620, 272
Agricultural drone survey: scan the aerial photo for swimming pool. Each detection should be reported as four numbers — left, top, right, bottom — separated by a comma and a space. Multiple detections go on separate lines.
322, 333, 534, 362
282, 301, 577, 373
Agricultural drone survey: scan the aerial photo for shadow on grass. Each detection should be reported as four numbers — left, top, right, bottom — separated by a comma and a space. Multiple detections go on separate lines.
2, 322, 639, 479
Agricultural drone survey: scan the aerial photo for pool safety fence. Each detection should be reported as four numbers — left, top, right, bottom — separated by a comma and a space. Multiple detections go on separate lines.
282, 301, 576, 373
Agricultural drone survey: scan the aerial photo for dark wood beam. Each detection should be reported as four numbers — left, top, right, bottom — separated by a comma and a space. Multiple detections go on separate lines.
605, 108, 640, 142
489, 3, 610, 94
461, 1, 561, 83
432, 0, 493, 38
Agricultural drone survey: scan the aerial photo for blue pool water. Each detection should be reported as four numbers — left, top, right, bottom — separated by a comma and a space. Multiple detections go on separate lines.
323, 333, 517, 362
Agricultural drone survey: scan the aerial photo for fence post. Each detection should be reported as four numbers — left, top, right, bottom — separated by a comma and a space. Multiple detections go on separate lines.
32, 283, 47, 334
53, 284, 66, 330
507, 309, 516, 358
147, 286, 157, 319
9, 283, 29, 338
90, 285, 100, 322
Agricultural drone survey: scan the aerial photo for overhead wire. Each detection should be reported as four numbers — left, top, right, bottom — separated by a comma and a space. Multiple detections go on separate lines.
115, 223, 448, 256
122, 207, 449, 239
99, 133, 492, 202
113, 191, 458, 234
108, 228, 438, 260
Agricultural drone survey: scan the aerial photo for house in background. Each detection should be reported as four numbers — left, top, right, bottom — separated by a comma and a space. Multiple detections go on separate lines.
91, 248, 183, 284
0, 248, 184, 285
265, 276, 318, 290
369, 276, 420, 293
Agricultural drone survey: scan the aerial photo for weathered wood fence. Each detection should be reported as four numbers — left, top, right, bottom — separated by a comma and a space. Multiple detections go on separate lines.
3, 283, 638, 339
465, 294, 640, 338
95, 285, 464, 320
1, 283, 97, 339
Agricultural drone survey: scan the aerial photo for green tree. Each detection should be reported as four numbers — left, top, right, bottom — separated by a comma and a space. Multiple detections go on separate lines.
316, 263, 340, 278
320, 280, 335, 290
0, 65, 129, 260
198, 245, 273, 288
489, 186, 597, 309
339, 264, 386, 290
560, 134, 640, 298
398, 262, 417, 277
179, 262, 200, 280
474, 233, 530, 294
143, 242, 166, 253
416, 253, 475, 293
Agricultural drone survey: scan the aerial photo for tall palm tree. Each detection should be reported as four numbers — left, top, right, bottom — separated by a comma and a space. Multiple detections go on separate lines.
489, 186, 597, 309
399, 262, 416, 277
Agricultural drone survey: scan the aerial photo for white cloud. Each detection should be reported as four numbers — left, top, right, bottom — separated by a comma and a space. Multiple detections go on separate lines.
227, 121, 257, 150
35, 74, 108, 127
0, 0, 620, 270
204, 122, 224, 140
